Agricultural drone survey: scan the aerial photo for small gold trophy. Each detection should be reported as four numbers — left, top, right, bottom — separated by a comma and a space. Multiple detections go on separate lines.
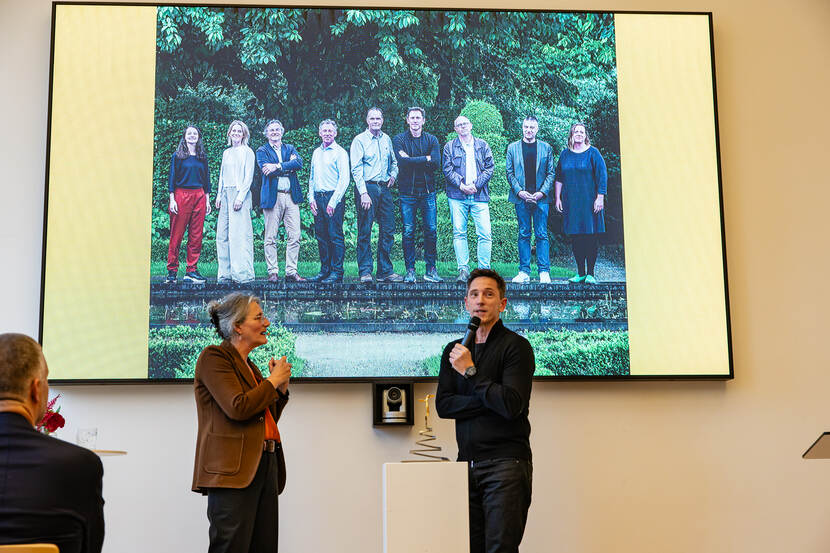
402, 393, 449, 462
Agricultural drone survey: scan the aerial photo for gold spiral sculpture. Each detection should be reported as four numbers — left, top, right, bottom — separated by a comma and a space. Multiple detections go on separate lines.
403, 394, 450, 462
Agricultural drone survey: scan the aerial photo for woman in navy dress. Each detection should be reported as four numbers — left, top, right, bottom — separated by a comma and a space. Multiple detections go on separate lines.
554, 123, 608, 284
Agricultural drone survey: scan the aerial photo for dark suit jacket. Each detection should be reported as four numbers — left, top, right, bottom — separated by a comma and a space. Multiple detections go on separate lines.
255, 143, 304, 208
505, 139, 555, 204
192, 340, 289, 494
0, 412, 104, 553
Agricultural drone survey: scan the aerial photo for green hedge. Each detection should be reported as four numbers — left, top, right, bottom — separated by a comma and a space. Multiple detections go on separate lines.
462, 100, 506, 135
148, 324, 304, 379
527, 329, 629, 376
443, 99, 508, 154
422, 330, 629, 377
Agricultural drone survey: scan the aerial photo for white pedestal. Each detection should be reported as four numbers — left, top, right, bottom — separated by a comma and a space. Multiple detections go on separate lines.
382, 462, 469, 553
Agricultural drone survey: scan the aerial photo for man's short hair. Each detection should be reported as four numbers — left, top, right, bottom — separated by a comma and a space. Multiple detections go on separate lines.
523, 115, 539, 124
466, 269, 507, 299
407, 106, 425, 118
366, 107, 383, 118
319, 119, 337, 131
0, 333, 43, 398
263, 119, 284, 136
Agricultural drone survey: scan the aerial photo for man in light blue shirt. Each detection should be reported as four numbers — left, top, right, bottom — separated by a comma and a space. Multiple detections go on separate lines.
350, 107, 402, 283
308, 119, 351, 283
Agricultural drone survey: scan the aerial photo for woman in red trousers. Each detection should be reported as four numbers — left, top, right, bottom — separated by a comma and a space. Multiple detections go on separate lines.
167, 124, 212, 283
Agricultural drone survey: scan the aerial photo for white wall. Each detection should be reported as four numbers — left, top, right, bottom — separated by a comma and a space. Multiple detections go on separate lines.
3, 0, 830, 551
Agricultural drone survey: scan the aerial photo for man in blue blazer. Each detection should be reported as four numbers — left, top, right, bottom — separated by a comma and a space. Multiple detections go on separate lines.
0, 333, 105, 553
505, 116, 556, 284
256, 119, 306, 283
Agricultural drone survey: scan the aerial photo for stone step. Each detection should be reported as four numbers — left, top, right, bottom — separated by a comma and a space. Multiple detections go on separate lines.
149, 278, 627, 301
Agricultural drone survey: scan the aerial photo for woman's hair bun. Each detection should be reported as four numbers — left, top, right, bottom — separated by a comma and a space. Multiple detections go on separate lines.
207, 301, 223, 337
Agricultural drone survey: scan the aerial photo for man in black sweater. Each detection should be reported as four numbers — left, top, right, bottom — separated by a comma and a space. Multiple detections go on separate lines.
392, 107, 443, 283
436, 269, 534, 553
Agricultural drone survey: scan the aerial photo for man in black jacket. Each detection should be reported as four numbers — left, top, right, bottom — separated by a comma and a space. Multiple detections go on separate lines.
436, 269, 534, 553
0, 333, 105, 553
392, 107, 443, 283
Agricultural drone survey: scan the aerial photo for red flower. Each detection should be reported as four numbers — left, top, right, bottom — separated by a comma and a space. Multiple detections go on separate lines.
36, 394, 65, 435
41, 410, 66, 433
45, 394, 60, 411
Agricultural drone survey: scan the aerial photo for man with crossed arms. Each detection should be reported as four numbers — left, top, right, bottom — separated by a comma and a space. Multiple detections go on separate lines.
393, 106, 443, 283
256, 119, 306, 283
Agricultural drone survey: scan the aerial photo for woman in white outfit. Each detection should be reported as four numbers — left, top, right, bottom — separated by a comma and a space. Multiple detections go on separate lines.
215, 120, 256, 283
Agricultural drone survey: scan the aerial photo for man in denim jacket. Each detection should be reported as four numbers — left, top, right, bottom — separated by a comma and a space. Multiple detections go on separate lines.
442, 115, 495, 282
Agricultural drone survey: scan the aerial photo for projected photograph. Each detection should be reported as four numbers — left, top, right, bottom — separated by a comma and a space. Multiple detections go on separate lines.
147, 6, 628, 379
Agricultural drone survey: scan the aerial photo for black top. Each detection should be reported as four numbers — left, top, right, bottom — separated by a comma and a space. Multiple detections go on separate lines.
411, 135, 427, 187
522, 141, 537, 194
392, 131, 441, 196
0, 412, 105, 553
436, 319, 534, 462
168, 153, 211, 194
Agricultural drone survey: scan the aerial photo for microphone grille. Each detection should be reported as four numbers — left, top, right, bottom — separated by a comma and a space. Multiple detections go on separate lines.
469, 316, 481, 328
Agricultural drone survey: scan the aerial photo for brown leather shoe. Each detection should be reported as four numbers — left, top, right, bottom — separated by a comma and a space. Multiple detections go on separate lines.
285, 273, 306, 283
268, 273, 281, 283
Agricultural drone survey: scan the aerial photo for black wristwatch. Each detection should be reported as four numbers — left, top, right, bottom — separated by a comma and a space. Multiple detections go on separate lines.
463, 365, 477, 379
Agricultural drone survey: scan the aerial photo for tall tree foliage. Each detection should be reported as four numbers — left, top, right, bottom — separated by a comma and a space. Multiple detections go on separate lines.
155, 8, 617, 128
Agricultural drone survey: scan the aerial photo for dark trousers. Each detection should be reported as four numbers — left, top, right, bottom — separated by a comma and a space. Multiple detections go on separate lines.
207, 451, 280, 553
313, 191, 345, 276
400, 192, 438, 272
355, 182, 395, 277
468, 458, 533, 553
571, 233, 600, 276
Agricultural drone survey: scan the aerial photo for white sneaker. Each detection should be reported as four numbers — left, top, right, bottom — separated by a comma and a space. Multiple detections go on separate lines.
512, 272, 530, 283
539, 272, 551, 284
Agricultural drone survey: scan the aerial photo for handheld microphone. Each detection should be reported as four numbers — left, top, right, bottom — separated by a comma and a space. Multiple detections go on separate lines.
461, 316, 481, 350
461, 315, 481, 378
460, 316, 481, 376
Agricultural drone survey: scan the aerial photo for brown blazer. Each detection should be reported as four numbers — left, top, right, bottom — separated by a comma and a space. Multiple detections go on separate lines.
192, 339, 288, 494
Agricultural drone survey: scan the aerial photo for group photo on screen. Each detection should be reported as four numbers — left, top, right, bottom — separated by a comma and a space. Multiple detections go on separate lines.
148, 6, 629, 379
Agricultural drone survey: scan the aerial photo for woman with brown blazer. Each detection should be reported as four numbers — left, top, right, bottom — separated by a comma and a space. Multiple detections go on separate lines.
192, 292, 292, 553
